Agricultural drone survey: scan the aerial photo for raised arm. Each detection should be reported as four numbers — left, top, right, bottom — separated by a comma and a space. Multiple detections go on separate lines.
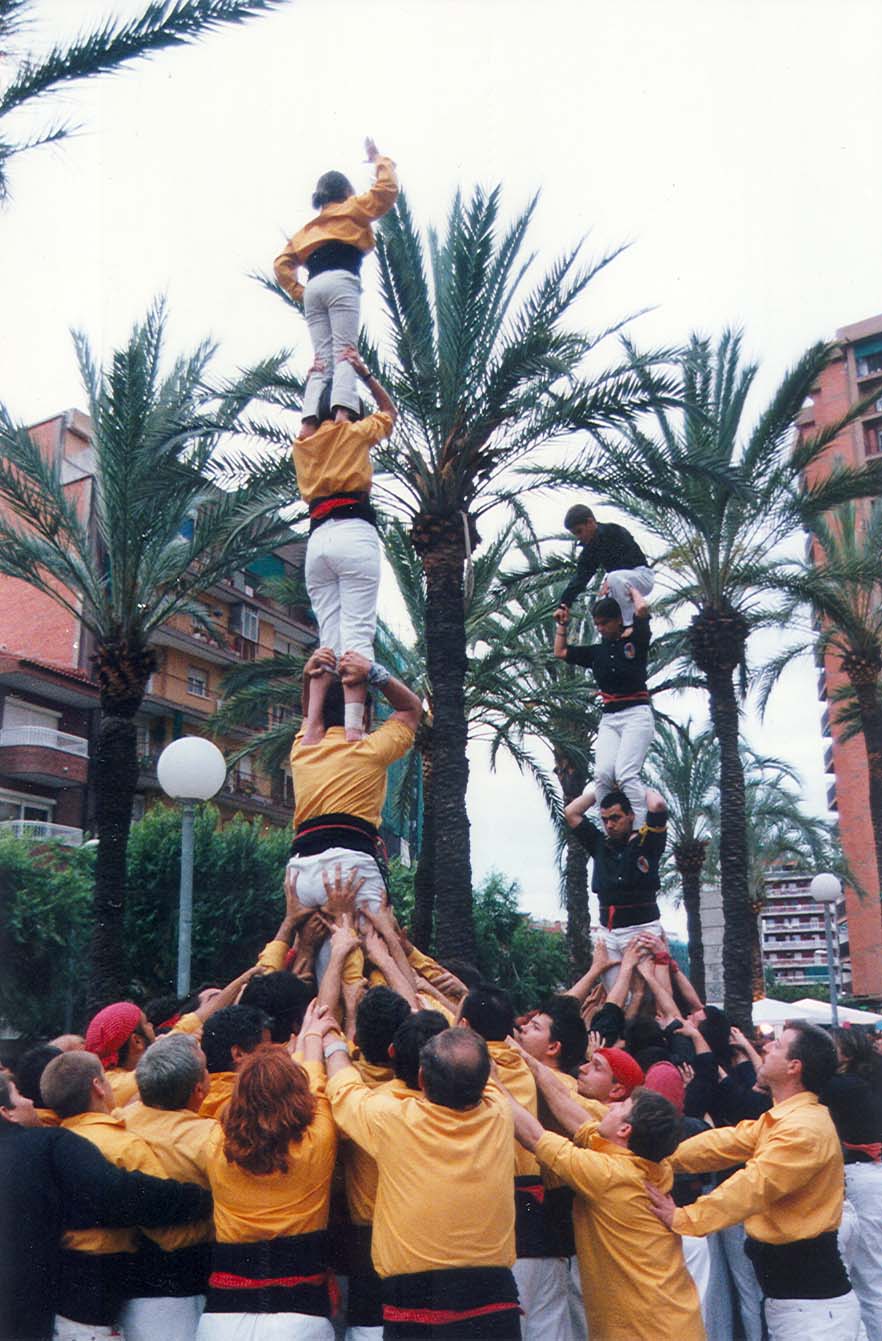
553, 606, 570, 661
564, 939, 611, 1004
339, 347, 397, 426
338, 651, 422, 733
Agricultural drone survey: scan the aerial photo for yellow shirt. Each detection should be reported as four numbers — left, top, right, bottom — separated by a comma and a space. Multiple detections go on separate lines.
291, 720, 415, 829
200, 1071, 235, 1120
328, 1065, 516, 1279
292, 412, 393, 503
536, 1124, 703, 1341
204, 1061, 336, 1243
340, 1060, 399, 1225
60, 1111, 166, 1255
671, 1089, 844, 1243
488, 1041, 540, 1179
123, 1102, 216, 1250
274, 157, 398, 302
105, 1067, 139, 1108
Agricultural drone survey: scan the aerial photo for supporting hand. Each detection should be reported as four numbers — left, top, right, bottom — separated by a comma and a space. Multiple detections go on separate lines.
645, 1181, 677, 1230
364, 136, 380, 163
305, 647, 337, 678
338, 650, 371, 686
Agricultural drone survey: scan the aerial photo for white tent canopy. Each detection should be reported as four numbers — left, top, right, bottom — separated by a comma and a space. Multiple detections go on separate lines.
750, 997, 800, 1023
789, 998, 882, 1027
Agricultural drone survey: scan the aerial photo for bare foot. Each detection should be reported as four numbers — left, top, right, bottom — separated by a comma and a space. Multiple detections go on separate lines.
344, 727, 365, 742
298, 419, 318, 440
301, 726, 325, 745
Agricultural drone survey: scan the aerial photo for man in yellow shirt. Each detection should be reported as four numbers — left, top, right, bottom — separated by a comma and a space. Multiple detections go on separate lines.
648, 1020, 862, 1340
40, 1050, 208, 1339
122, 1032, 216, 1341
322, 1018, 521, 1338
199, 1004, 271, 1119
511, 1084, 704, 1341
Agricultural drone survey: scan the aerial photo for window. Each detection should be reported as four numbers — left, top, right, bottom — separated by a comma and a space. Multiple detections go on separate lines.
2, 698, 60, 730
186, 667, 208, 697
857, 351, 882, 377
239, 607, 260, 642
0, 789, 53, 823
865, 425, 882, 458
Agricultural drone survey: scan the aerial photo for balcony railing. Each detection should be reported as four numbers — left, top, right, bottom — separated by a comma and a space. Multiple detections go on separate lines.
0, 725, 88, 757
0, 819, 84, 846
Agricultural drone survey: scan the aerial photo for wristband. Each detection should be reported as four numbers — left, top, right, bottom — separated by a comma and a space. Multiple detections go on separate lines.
323, 1039, 350, 1060
367, 661, 391, 688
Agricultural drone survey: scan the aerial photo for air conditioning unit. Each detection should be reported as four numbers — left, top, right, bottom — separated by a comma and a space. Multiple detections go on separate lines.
231, 604, 260, 643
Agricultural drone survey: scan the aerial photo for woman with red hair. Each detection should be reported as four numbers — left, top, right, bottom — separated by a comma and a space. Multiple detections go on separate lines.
197, 1001, 338, 1340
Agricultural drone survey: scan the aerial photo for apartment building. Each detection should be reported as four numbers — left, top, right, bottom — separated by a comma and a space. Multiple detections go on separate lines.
760, 867, 850, 993
797, 313, 882, 996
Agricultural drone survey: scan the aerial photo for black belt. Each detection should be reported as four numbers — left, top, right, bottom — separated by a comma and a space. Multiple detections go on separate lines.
306, 240, 363, 278
744, 1230, 851, 1300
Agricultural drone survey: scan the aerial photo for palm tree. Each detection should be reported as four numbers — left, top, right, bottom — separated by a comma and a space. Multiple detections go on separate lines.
0, 0, 284, 201
758, 502, 882, 893
0, 301, 293, 1004
544, 330, 882, 1024
646, 720, 717, 999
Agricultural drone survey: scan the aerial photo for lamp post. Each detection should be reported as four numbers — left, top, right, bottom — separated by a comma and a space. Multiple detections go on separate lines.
157, 737, 227, 997
809, 872, 841, 1027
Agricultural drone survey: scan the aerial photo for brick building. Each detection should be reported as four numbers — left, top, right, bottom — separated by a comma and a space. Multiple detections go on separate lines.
797, 313, 882, 996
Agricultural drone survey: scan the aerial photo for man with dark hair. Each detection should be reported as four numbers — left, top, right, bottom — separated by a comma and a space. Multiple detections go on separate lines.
518, 996, 588, 1083
322, 1018, 520, 1337
389, 1009, 448, 1092
511, 1085, 703, 1340
563, 788, 668, 989
356, 985, 412, 1066
239, 969, 314, 1043
648, 1021, 862, 1340
554, 581, 654, 827
199, 1004, 270, 1118
555, 504, 653, 627
0, 1071, 211, 1341
461, 988, 582, 1340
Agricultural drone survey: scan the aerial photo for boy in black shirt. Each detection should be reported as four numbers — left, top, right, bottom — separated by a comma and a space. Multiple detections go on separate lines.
553, 586, 654, 826
555, 504, 653, 626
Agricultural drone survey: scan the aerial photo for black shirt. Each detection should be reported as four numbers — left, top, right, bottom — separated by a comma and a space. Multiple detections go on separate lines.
559, 522, 648, 609
564, 614, 652, 713
575, 809, 667, 928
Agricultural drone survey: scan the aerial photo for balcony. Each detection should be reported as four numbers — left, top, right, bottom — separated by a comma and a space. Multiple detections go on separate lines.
0, 819, 84, 846
0, 725, 89, 787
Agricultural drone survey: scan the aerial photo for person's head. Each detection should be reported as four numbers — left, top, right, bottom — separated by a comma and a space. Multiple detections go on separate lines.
240, 972, 315, 1044
355, 987, 411, 1066
419, 1028, 490, 1110
564, 504, 597, 546
312, 170, 354, 211
698, 1006, 732, 1068
439, 959, 483, 990
597, 1087, 680, 1162
41, 1051, 113, 1119
831, 1026, 882, 1083
320, 676, 373, 732
390, 1010, 448, 1090
202, 1004, 271, 1074
15, 1045, 62, 1106
136, 1034, 209, 1112
0, 1074, 38, 1127
460, 985, 515, 1043
644, 1061, 685, 1116
48, 1035, 85, 1053
623, 1016, 666, 1069
222, 1045, 316, 1175
144, 994, 184, 1034
759, 1021, 837, 1096
577, 1046, 644, 1103
598, 791, 635, 844
518, 997, 587, 1075
85, 1002, 154, 1071
592, 596, 625, 641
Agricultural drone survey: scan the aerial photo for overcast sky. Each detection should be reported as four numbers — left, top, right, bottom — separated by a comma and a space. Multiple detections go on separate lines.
2, 0, 881, 929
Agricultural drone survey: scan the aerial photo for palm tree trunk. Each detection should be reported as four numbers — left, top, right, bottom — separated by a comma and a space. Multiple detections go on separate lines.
411, 745, 435, 950
554, 747, 591, 972
88, 711, 139, 1008
854, 679, 882, 895
678, 860, 707, 1002
706, 666, 753, 1029
420, 538, 475, 962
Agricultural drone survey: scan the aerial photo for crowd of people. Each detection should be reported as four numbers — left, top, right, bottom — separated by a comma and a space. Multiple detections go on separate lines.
3, 146, 882, 1341
3, 871, 882, 1341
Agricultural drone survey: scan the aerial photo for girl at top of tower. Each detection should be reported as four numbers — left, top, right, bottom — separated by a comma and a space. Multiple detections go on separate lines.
273, 138, 398, 438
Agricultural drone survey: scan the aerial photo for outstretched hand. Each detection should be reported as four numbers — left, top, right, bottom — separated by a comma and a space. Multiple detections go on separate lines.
645, 1180, 677, 1230
364, 136, 379, 163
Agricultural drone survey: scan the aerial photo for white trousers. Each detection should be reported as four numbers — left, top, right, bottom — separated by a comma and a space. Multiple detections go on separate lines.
718, 1220, 764, 1341
196, 1313, 333, 1341
120, 1297, 204, 1341
302, 269, 361, 419
593, 704, 654, 828
600, 918, 663, 992
344, 1328, 383, 1341
53, 1322, 122, 1340
305, 519, 380, 660
765, 1291, 863, 1340
845, 1163, 882, 1341
286, 848, 385, 980
513, 1257, 577, 1341
605, 565, 654, 624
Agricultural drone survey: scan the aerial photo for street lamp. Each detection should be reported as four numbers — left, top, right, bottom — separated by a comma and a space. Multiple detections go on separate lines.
157, 737, 227, 997
809, 872, 841, 1027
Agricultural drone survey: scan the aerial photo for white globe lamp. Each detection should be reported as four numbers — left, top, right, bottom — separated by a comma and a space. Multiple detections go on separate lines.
809, 873, 841, 1025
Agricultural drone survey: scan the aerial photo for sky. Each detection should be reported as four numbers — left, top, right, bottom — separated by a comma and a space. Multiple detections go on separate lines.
2, 0, 882, 931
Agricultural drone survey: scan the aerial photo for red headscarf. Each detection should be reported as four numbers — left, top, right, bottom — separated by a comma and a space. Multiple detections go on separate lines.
85, 1002, 142, 1069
